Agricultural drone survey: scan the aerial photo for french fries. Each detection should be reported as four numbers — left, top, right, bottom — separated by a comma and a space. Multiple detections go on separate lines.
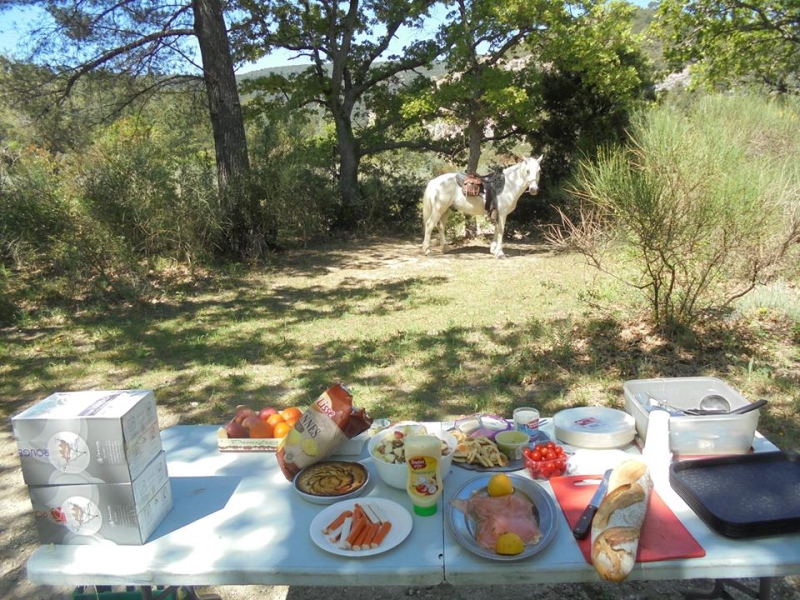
324, 502, 393, 551
451, 431, 510, 468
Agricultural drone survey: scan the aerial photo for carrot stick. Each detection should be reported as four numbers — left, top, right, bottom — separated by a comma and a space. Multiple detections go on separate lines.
344, 516, 367, 549
361, 522, 380, 549
353, 503, 369, 524
371, 521, 392, 548
323, 509, 352, 534
352, 521, 373, 550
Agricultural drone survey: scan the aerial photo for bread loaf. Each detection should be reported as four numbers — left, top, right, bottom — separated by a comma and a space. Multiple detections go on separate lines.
590, 459, 651, 582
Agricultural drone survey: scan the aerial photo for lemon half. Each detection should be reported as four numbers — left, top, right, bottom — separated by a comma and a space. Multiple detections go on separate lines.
487, 473, 514, 497
495, 532, 525, 555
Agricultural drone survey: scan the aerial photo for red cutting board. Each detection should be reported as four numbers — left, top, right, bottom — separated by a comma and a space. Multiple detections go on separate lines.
550, 474, 706, 564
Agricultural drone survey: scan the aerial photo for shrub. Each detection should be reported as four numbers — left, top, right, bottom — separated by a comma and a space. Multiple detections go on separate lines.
552, 93, 800, 332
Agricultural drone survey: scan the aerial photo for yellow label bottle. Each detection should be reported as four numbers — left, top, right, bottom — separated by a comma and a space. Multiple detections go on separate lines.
405, 435, 442, 517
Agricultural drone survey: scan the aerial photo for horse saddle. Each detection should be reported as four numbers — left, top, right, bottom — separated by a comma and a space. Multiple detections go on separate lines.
456, 171, 506, 197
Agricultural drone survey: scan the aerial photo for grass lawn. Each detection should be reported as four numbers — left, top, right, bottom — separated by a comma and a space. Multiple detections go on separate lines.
2, 236, 799, 449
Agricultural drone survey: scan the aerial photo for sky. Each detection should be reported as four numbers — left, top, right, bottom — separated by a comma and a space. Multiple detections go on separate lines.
0, 2, 652, 74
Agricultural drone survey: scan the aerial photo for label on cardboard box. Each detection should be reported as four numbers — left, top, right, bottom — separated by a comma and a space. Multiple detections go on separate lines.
12, 390, 162, 485
28, 451, 173, 545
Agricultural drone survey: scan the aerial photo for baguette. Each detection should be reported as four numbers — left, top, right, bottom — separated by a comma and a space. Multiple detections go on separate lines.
590, 459, 651, 582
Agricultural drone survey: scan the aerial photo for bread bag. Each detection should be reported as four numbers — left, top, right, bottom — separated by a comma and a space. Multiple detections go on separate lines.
590, 459, 651, 582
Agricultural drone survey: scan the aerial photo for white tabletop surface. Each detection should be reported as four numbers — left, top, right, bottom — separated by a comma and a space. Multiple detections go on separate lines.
26, 421, 800, 588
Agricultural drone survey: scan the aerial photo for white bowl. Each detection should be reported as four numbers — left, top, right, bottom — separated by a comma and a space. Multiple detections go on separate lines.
367, 424, 457, 489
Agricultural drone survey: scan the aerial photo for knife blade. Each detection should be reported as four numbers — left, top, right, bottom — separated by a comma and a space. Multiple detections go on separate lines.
572, 469, 612, 540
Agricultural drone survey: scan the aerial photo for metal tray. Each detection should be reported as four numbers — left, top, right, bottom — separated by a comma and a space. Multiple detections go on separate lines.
669, 451, 800, 538
446, 474, 558, 561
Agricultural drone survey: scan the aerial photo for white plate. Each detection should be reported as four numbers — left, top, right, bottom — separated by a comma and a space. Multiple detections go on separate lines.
309, 498, 413, 557
553, 407, 636, 449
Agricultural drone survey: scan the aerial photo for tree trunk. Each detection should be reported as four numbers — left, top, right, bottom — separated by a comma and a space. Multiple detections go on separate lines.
193, 0, 256, 256
466, 115, 483, 173
333, 109, 362, 212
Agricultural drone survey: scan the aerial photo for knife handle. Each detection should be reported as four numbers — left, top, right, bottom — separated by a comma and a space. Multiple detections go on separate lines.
572, 505, 598, 540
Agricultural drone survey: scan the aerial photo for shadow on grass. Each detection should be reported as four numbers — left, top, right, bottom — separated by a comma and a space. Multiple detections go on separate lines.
2, 237, 798, 449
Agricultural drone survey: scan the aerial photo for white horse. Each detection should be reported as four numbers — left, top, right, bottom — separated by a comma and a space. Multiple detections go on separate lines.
422, 155, 543, 258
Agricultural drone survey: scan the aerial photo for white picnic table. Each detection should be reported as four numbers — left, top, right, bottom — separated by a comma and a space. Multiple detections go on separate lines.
25, 420, 800, 600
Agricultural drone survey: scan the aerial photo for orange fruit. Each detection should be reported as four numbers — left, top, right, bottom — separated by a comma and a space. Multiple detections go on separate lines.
266, 413, 285, 427
280, 407, 302, 421
273, 422, 292, 439
284, 416, 299, 429
248, 420, 274, 439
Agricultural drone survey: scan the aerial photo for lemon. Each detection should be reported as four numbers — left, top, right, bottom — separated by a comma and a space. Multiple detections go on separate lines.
496, 532, 525, 555
487, 473, 514, 497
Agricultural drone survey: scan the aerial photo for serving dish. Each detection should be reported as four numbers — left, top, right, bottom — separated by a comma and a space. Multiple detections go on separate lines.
293, 460, 369, 505
309, 498, 413, 556
368, 424, 457, 489
453, 431, 550, 473
553, 407, 635, 449
446, 474, 558, 561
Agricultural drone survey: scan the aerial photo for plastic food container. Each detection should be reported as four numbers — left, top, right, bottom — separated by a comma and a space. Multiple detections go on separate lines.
522, 444, 572, 479
624, 377, 760, 456
495, 431, 530, 461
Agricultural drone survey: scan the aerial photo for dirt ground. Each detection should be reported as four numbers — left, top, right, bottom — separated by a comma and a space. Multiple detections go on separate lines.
2, 238, 800, 600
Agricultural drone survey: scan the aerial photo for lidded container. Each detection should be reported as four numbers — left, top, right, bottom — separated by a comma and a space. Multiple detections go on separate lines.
405, 435, 442, 516
624, 377, 760, 456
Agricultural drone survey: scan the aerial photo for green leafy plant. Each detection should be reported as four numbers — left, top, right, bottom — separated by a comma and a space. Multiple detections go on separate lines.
552, 93, 800, 332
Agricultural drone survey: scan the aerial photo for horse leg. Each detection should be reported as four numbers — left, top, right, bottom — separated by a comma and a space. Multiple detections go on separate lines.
438, 208, 450, 252
491, 215, 507, 258
422, 192, 436, 255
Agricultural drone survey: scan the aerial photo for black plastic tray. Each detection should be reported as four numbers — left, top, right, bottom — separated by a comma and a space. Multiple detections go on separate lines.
669, 451, 800, 538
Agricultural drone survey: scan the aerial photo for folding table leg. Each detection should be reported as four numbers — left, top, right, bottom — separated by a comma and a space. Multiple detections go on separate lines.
140, 586, 222, 600
684, 577, 773, 600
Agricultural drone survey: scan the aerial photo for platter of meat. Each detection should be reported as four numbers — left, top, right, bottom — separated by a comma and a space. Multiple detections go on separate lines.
446, 474, 558, 561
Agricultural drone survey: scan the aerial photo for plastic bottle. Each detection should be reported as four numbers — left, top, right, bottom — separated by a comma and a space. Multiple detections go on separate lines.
405, 435, 442, 516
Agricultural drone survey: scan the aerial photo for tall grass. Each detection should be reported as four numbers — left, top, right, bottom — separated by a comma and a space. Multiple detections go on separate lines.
557, 93, 800, 332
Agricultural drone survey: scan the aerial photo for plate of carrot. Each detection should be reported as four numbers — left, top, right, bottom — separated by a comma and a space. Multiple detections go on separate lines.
309, 498, 412, 556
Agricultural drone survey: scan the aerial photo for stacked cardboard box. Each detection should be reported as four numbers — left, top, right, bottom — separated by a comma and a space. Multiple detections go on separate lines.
11, 390, 173, 545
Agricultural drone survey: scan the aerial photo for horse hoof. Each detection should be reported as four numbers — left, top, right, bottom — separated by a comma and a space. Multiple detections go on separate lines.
496, 253, 507, 260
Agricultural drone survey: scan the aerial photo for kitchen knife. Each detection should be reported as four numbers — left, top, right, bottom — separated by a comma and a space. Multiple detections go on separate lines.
572, 469, 612, 540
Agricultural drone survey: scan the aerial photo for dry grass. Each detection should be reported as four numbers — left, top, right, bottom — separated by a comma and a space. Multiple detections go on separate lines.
2, 235, 799, 444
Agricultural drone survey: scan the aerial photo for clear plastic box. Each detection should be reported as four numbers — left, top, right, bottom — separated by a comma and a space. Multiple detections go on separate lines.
624, 377, 760, 456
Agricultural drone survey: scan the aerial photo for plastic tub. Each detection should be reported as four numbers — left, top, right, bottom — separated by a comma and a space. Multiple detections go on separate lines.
624, 377, 760, 456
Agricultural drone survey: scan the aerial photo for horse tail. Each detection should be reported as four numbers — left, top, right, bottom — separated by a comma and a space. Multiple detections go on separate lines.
422, 180, 433, 225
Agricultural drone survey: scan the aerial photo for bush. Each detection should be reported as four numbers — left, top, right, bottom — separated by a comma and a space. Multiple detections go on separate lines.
75, 118, 222, 265
554, 93, 800, 332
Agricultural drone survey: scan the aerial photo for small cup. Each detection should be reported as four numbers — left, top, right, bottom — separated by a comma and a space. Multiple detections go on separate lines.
514, 406, 540, 439
495, 430, 530, 461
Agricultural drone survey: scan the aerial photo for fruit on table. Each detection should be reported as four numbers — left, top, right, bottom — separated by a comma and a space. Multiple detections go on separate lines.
258, 406, 278, 420
487, 473, 514, 497
225, 419, 248, 439
522, 441, 569, 478
495, 532, 525, 555
225, 405, 303, 438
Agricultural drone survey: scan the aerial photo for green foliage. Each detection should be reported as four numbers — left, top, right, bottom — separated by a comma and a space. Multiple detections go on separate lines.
558, 93, 800, 332
531, 0, 655, 185
654, 0, 800, 92
77, 117, 221, 264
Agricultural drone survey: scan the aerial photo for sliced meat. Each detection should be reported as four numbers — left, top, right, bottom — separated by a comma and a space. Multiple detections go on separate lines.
452, 492, 542, 550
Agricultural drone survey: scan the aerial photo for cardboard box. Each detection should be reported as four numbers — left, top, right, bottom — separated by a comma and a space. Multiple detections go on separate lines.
12, 390, 162, 485
29, 451, 172, 545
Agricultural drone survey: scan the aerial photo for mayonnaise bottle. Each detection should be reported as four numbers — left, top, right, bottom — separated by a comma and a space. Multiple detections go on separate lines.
405, 435, 442, 516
